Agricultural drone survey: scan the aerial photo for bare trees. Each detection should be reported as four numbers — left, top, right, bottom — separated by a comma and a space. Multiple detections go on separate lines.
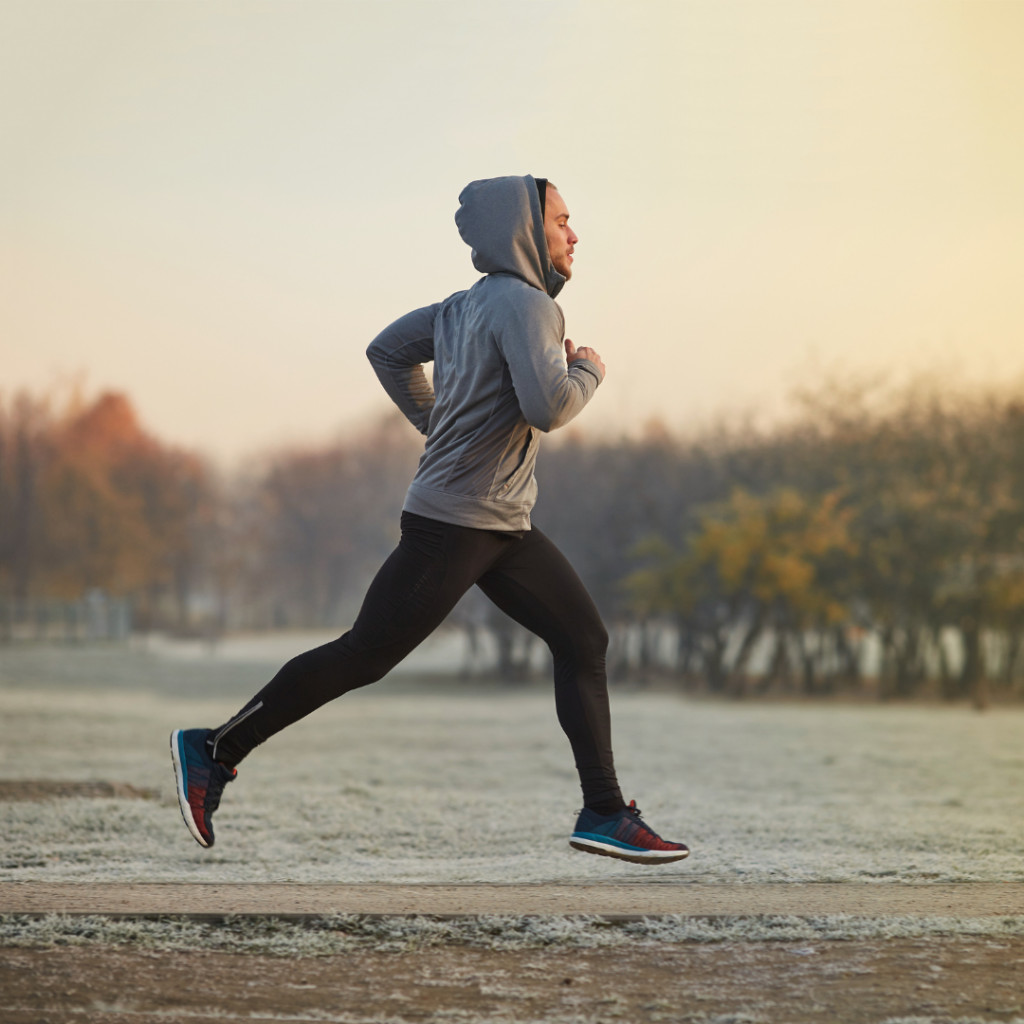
228, 415, 420, 629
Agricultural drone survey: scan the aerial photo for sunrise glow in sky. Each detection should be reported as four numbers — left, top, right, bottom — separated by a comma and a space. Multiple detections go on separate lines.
3, 1, 1023, 460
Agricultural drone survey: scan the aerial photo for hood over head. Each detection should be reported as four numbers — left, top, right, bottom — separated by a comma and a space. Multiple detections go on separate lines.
455, 175, 566, 299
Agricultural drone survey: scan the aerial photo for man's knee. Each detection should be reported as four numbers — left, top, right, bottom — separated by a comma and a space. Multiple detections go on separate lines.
588, 619, 609, 659
551, 616, 607, 667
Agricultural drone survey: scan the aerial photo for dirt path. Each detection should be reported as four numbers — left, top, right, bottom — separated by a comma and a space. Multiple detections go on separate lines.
4, 882, 1024, 918
3, 938, 1023, 1023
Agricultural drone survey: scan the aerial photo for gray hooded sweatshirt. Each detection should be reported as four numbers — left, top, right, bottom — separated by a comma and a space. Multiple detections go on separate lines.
366, 174, 602, 532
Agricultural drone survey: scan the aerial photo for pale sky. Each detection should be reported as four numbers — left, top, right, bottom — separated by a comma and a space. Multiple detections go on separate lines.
3, 1, 1023, 461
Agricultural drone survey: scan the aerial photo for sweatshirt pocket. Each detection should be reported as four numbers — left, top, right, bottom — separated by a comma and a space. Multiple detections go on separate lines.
491, 425, 539, 502
444, 398, 531, 499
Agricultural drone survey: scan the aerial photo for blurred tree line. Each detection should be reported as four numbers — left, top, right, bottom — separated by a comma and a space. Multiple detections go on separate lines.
535, 386, 1024, 706
0, 390, 418, 634
4, 382, 1024, 703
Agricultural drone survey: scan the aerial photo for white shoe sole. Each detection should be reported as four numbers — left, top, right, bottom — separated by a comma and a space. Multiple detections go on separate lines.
570, 836, 689, 865
170, 729, 209, 848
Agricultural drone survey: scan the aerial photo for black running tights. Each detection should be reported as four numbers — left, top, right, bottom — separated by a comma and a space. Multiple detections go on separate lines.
210, 512, 624, 812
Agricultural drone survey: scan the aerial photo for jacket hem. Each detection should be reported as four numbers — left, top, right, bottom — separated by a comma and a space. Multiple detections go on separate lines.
403, 483, 533, 532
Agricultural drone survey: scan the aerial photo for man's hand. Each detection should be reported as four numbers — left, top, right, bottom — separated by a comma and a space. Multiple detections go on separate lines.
565, 338, 606, 381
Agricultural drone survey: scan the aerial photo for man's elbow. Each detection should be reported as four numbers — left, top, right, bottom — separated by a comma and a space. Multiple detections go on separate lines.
524, 407, 572, 434
365, 339, 384, 366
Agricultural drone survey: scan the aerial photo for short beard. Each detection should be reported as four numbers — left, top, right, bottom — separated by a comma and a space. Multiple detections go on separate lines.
552, 254, 572, 280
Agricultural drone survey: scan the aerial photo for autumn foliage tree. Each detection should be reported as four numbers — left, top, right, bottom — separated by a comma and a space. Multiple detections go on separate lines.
0, 390, 214, 629
602, 387, 1024, 704
626, 489, 855, 693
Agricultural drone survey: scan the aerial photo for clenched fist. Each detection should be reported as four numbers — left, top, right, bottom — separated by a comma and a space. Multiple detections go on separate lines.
565, 338, 606, 381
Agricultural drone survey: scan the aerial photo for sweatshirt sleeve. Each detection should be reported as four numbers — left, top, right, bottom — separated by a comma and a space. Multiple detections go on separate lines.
494, 291, 602, 433
366, 303, 439, 436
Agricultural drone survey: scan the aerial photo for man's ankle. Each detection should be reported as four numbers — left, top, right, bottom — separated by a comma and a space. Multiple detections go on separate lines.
584, 797, 626, 817
204, 732, 238, 771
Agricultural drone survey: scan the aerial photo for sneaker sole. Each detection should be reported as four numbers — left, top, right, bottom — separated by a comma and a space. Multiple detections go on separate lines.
170, 729, 210, 848
569, 836, 689, 865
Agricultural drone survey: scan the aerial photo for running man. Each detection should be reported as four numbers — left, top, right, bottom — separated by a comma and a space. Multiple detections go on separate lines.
171, 176, 689, 865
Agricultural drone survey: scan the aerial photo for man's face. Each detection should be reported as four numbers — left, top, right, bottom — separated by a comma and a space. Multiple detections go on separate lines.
544, 187, 578, 280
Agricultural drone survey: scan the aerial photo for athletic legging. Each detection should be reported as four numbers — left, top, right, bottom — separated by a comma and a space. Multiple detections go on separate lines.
210, 511, 624, 813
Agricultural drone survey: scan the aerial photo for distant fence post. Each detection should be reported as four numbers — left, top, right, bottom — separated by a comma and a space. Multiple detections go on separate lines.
0, 593, 132, 643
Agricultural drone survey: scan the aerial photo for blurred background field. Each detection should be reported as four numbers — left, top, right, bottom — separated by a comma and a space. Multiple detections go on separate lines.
2, 644, 1023, 886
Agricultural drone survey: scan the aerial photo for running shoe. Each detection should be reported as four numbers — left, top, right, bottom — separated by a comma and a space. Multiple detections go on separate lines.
170, 728, 236, 848
570, 800, 689, 864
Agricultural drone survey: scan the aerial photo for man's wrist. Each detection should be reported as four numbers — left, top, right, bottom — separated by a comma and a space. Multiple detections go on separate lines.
569, 357, 604, 384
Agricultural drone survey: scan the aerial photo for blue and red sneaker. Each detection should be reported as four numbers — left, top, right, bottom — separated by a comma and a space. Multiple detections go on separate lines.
170, 728, 236, 848
570, 800, 689, 864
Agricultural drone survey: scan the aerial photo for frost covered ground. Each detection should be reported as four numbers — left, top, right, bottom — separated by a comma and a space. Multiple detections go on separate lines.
6, 913, 1024, 955
1, 645, 1023, 885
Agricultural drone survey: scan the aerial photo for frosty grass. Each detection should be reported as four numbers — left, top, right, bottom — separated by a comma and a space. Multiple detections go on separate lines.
4, 912, 1024, 955
2, 644, 1023, 891
2, 647, 1024, 951
3, 643, 1024, 888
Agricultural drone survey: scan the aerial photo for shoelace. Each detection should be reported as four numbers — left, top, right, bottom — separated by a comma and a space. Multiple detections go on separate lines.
205, 763, 236, 811
625, 801, 681, 847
